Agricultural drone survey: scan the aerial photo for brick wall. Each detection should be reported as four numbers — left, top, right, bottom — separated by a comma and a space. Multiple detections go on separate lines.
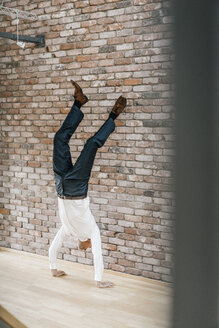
0, 0, 174, 282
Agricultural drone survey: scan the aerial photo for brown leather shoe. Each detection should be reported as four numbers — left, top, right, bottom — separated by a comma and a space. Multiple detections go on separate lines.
111, 96, 127, 117
71, 80, 88, 105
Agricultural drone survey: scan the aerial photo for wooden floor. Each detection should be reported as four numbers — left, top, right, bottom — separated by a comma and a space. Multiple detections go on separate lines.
0, 247, 172, 328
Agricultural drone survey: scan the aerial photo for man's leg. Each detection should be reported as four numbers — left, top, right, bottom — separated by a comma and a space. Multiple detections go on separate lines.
53, 80, 88, 176
53, 106, 84, 176
48, 225, 67, 277
72, 96, 127, 180
72, 117, 115, 180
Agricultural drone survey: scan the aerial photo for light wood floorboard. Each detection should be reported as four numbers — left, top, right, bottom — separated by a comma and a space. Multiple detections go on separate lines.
0, 247, 172, 328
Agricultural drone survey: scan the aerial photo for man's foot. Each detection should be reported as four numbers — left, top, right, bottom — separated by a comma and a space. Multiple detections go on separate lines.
71, 80, 88, 105
96, 281, 114, 288
110, 96, 127, 118
78, 238, 91, 251
51, 269, 67, 277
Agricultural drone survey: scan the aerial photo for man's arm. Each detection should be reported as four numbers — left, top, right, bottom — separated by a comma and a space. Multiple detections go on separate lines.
91, 224, 114, 288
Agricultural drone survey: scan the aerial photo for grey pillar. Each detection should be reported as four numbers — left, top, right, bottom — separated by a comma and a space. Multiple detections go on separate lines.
172, 0, 218, 327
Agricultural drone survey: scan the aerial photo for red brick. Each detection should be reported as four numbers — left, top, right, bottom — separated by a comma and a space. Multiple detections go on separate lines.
0, 208, 10, 215
125, 228, 137, 235
118, 259, 135, 267
103, 244, 117, 251
109, 264, 125, 272
76, 55, 90, 62
60, 43, 75, 50
46, 32, 60, 39
28, 162, 41, 168
74, 0, 89, 8
60, 57, 73, 64
124, 79, 142, 86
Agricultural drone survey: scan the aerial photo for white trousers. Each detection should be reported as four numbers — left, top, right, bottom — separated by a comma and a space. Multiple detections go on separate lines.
48, 225, 66, 270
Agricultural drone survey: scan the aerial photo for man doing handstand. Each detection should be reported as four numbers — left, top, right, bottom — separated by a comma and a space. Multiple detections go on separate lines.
48, 81, 127, 288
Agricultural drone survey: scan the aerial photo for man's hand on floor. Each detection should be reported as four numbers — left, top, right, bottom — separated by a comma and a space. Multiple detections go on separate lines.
51, 269, 67, 277
96, 281, 114, 288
